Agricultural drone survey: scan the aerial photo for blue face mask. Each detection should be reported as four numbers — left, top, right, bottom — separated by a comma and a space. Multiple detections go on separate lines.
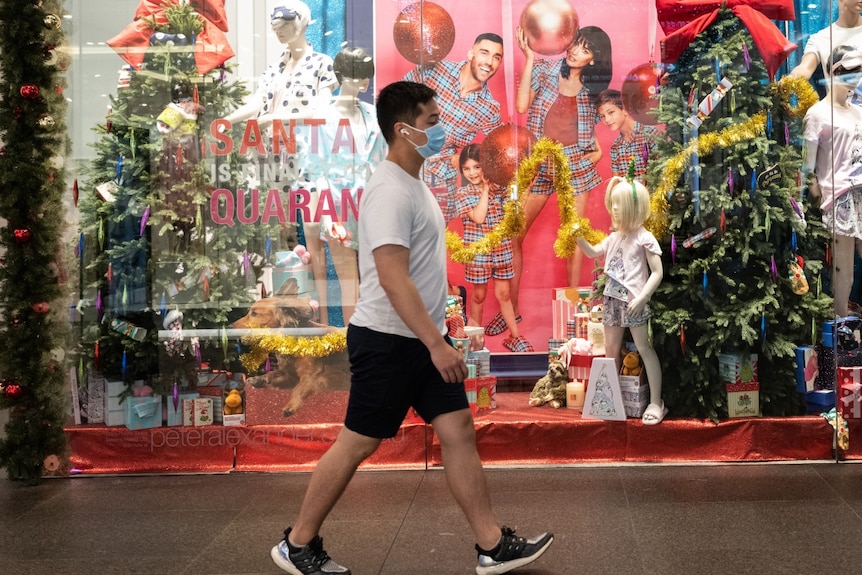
405, 122, 447, 158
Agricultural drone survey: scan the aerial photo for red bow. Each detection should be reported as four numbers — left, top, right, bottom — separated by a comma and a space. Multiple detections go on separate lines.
657, 0, 796, 80
107, 0, 234, 75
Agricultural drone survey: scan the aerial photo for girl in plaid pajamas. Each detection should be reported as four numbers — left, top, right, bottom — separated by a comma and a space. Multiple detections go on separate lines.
455, 144, 533, 353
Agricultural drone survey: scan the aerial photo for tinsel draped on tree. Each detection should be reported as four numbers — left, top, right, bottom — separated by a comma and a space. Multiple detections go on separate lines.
648, 7, 833, 421
0, 0, 70, 482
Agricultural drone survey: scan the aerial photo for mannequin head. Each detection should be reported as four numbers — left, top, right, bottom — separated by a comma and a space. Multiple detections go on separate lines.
605, 176, 650, 232
334, 46, 374, 95
271, 1, 311, 44
831, 46, 862, 89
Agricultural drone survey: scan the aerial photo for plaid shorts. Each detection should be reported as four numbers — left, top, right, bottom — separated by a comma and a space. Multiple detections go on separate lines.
531, 142, 603, 196
602, 295, 650, 328
465, 258, 515, 284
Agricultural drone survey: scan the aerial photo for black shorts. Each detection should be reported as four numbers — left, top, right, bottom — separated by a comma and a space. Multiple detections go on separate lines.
344, 324, 469, 438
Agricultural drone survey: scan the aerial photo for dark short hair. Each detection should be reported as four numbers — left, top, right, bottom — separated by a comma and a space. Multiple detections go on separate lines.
459, 143, 481, 170
473, 32, 503, 47
595, 89, 623, 110
377, 81, 437, 144
831, 45, 862, 75
334, 46, 375, 83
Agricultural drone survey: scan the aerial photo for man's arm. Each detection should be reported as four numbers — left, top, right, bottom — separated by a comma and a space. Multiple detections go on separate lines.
373, 244, 467, 383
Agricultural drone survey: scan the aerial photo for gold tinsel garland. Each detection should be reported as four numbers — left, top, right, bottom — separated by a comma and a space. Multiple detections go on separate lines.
240, 331, 347, 372
653, 76, 819, 238
446, 137, 606, 263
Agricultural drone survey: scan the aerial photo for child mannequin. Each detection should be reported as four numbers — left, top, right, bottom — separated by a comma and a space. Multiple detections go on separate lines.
455, 144, 532, 352
577, 176, 665, 424
803, 47, 862, 317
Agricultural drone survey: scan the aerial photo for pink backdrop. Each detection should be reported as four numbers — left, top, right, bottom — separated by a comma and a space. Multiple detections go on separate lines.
375, 0, 662, 351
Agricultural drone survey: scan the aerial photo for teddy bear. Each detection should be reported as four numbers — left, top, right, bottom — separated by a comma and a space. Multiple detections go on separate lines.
621, 351, 642, 376
529, 360, 569, 408
223, 388, 245, 415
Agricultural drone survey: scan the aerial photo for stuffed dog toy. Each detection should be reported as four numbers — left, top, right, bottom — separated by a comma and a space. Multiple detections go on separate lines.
232, 278, 350, 416
529, 360, 569, 408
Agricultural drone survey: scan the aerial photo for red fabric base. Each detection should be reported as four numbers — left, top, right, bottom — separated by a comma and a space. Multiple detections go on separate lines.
66, 391, 854, 475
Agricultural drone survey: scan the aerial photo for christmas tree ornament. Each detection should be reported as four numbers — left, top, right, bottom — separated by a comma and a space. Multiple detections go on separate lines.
106, 263, 113, 283
742, 42, 751, 71
139, 206, 150, 236
621, 62, 665, 125
392, 1, 455, 65
13, 228, 32, 244
519, 0, 579, 56
679, 325, 686, 355
702, 270, 708, 297
788, 258, 808, 295
4, 383, 23, 399
480, 124, 537, 187
94, 340, 100, 370
173, 382, 179, 410
72, 179, 79, 206
671, 235, 677, 263
761, 314, 767, 342
43, 14, 61, 29
31, 302, 50, 314
19, 85, 40, 99
682, 227, 716, 248
38, 114, 55, 129
720, 209, 726, 234
43, 455, 60, 473
770, 255, 777, 282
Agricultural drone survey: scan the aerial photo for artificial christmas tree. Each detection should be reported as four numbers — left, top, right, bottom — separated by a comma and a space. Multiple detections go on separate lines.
76, 1, 276, 399
648, 3, 833, 420
0, 0, 70, 482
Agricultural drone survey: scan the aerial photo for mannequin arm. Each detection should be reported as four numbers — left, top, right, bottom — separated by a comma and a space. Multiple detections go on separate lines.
628, 250, 663, 317
577, 237, 603, 259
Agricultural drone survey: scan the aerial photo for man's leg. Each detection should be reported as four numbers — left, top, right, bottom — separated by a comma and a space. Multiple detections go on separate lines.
290, 427, 382, 544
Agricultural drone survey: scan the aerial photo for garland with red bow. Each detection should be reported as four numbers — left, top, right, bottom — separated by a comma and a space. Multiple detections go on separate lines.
107, 0, 234, 75
657, 0, 797, 80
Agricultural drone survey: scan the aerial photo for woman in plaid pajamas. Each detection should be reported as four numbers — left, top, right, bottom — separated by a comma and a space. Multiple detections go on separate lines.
455, 144, 533, 352
505, 25, 612, 335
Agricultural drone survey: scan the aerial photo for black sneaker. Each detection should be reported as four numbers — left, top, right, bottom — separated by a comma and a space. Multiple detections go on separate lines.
270, 528, 351, 575
475, 526, 554, 575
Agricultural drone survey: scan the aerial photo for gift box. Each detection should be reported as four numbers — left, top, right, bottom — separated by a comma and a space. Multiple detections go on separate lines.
586, 321, 605, 356
273, 250, 313, 296
726, 382, 760, 418
467, 349, 490, 377
551, 287, 589, 340
166, 391, 199, 426
619, 371, 649, 418
103, 379, 128, 427
795, 346, 818, 393
568, 353, 599, 382
465, 376, 496, 414
823, 317, 861, 348
183, 397, 214, 426
718, 353, 758, 386
124, 396, 163, 430
805, 389, 836, 413
839, 367, 862, 419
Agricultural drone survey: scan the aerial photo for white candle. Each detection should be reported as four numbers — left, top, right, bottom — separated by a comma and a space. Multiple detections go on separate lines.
510, 184, 518, 201
566, 381, 585, 409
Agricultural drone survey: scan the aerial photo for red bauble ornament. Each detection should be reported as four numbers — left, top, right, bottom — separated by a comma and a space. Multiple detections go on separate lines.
519, 0, 579, 56
393, 2, 455, 65
480, 125, 537, 187
4, 384, 23, 399
621, 62, 665, 125
13, 228, 32, 243
32, 302, 50, 314
20, 85, 40, 100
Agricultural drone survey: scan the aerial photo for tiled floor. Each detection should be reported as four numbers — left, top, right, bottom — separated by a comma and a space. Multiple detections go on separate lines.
2, 463, 862, 574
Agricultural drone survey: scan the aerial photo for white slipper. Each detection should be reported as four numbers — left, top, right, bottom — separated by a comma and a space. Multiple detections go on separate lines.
642, 402, 668, 425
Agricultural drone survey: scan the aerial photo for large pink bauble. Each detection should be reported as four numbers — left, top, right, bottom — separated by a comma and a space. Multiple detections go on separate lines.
621, 62, 665, 125
393, 2, 456, 65
480, 125, 537, 187
519, 0, 579, 56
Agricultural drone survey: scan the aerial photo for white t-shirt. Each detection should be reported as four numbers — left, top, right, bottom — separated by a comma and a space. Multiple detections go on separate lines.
803, 98, 862, 211
349, 160, 448, 338
595, 227, 662, 302
804, 22, 862, 84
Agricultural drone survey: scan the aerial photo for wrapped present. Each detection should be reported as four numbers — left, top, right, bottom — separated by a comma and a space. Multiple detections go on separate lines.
619, 366, 648, 418
166, 391, 199, 426
183, 397, 214, 426
273, 248, 313, 296
103, 379, 127, 426
718, 352, 758, 386
445, 296, 466, 338
795, 346, 818, 393
551, 287, 590, 340
726, 382, 760, 418
468, 349, 490, 377
839, 367, 862, 419
464, 326, 485, 351
465, 376, 497, 414
124, 396, 163, 430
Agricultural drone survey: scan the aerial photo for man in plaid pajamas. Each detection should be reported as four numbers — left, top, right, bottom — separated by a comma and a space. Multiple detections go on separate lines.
404, 33, 505, 222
